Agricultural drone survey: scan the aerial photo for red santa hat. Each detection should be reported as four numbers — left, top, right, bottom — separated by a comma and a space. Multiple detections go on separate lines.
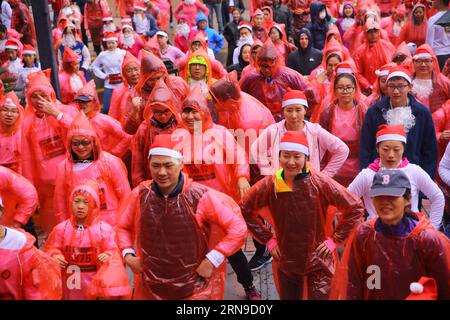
269, 23, 284, 35
282, 89, 308, 109
103, 32, 118, 42
405, 277, 438, 300
121, 15, 132, 23
148, 134, 183, 159
102, 12, 114, 22
63, 46, 80, 63
134, 0, 146, 11
387, 65, 412, 84
238, 21, 253, 33
335, 61, 355, 75
376, 124, 407, 144
375, 63, 394, 77
413, 45, 433, 60
21, 44, 36, 56
4, 39, 21, 51
253, 8, 264, 17
279, 131, 309, 156
121, 22, 134, 31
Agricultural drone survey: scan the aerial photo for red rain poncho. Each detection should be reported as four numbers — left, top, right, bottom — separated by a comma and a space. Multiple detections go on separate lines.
58, 47, 87, 105
392, 41, 414, 72
46, 181, 130, 300
0, 229, 62, 300
54, 113, 131, 227
331, 213, 450, 299
354, 26, 395, 92
131, 78, 181, 187
84, 0, 110, 46
9, 0, 37, 47
176, 31, 227, 80
380, 4, 406, 45
0, 91, 24, 173
116, 174, 247, 300
239, 168, 364, 299
432, 99, 450, 159
412, 44, 450, 113
396, 3, 427, 47
75, 80, 132, 158
180, 85, 250, 201
268, 23, 297, 66
122, 50, 189, 134
109, 51, 141, 124
239, 40, 319, 119
364, 62, 397, 107
21, 70, 79, 233
0, 166, 38, 227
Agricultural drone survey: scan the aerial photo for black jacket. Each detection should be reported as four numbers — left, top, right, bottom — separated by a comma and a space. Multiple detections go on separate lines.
223, 18, 245, 66
305, 1, 331, 50
272, 3, 293, 38
286, 28, 322, 75
221, 0, 245, 25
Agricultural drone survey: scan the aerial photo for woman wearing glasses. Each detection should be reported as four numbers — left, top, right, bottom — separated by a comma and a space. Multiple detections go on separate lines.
53, 113, 131, 227
317, 66, 367, 187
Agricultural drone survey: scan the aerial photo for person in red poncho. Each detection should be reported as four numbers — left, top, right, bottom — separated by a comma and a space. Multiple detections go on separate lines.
380, 4, 406, 45
108, 51, 140, 124
331, 169, 450, 300
396, 3, 428, 47
84, 0, 110, 55
364, 63, 396, 107
411, 44, 450, 113
252, 9, 268, 43
9, 0, 37, 47
268, 23, 296, 66
354, 19, 395, 96
432, 99, 450, 159
0, 197, 62, 300
58, 47, 87, 105
239, 130, 364, 300
21, 70, 79, 234
116, 133, 247, 300
240, 39, 318, 122
46, 180, 131, 300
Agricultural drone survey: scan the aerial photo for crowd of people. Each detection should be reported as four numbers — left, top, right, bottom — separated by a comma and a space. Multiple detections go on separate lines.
0, 0, 449, 300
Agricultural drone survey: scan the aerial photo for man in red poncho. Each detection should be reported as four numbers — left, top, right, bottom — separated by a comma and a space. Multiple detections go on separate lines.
116, 133, 247, 300
240, 39, 319, 122
84, 0, 110, 55
354, 19, 395, 96
252, 9, 268, 43
239, 130, 364, 299
9, 0, 37, 47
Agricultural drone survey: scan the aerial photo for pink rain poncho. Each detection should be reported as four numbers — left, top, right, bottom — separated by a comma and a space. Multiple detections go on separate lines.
109, 51, 141, 124
239, 39, 319, 119
46, 180, 131, 300
54, 113, 131, 227
58, 47, 87, 105
180, 85, 250, 202
122, 50, 189, 134
116, 173, 247, 300
0, 228, 62, 300
331, 213, 450, 299
0, 166, 38, 227
396, 3, 427, 47
131, 79, 181, 187
21, 70, 79, 233
0, 91, 24, 173
75, 80, 132, 158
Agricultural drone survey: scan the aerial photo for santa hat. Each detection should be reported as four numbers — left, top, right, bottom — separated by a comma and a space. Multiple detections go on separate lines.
238, 21, 253, 33
103, 32, 118, 42
2, 96, 17, 108
253, 9, 264, 17
22, 44, 36, 56
335, 61, 355, 75
148, 134, 183, 159
413, 45, 433, 60
121, 15, 132, 23
63, 47, 80, 63
376, 124, 407, 144
375, 63, 393, 77
282, 89, 308, 109
405, 277, 438, 300
102, 12, 114, 22
155, 30, 169, 37
364, 19, 380, 32
270, 24, 283, 36
387, 65, 412, 84
121, 22, 134, 31
4, 39, 20, 51
279, 131, 309, 156
134, 0, 146, 11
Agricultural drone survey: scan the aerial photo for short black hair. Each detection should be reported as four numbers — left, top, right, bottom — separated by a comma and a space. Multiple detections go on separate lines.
0, 23, 7, 34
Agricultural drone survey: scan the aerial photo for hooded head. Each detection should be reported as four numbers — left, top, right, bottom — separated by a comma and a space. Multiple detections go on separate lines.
62, 46, 81, 73
296, 28, 312, 50
411, 3, 426, 25
181, 85, 213, 132
256, 39, 280, 78
0, 91, 23, 134
26, 70, 57, 113
143, 36, 161, 58
196, 12, 208, 30
310, 1, 329, 24
188, 30, 209, 53
66, 112, 102, 162
74, 80, 101, 118
209, 71, 241, 113
340, 2, 355, 18
143, 78, 181, 123
134, 50, 168, 96
412, 44, 441, 80
392, 41, 412, 66
186, 49, 211, 83
122, 51, 141, 87
70, 179, 101, 226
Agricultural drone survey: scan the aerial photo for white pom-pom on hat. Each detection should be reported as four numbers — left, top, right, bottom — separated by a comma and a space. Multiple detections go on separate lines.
409, 282, 424, 294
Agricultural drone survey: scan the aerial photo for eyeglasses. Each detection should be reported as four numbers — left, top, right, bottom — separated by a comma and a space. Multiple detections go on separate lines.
71, 140, 91, 147
335, 86, 355, 93
386, 84, 410, 90
414, 59, 433, 65
0, 109, 18, 114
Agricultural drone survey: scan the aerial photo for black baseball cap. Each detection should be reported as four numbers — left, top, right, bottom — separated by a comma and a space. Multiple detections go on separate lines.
74, 95, 92, 102
369, 169, 411, 197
